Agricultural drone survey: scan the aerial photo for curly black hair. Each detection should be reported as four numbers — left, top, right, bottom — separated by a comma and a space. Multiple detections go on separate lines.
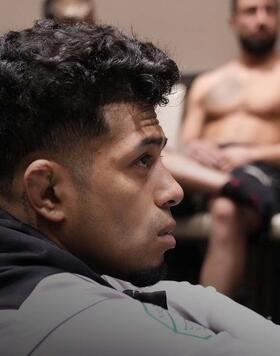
0, 20, 179, 197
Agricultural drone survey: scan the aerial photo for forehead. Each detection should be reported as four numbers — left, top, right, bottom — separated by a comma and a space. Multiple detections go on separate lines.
102, 103, 165, 145
53, 0, 90, 13
236, 0, 278, 9
56, 0, 89, 5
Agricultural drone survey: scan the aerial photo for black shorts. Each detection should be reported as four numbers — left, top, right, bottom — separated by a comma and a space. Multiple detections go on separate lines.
172, 161, 280, 218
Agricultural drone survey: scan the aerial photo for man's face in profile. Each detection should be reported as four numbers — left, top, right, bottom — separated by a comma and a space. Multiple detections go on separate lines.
231, 0, 279, 55
62, 103, 183, 286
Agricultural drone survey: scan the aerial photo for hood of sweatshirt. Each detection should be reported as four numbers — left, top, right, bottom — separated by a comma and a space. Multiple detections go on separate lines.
0, 209, 113, 309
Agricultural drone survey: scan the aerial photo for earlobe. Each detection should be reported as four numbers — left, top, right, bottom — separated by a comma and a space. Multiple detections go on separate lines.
23, 160, 65, 222
229, 16, 236, 30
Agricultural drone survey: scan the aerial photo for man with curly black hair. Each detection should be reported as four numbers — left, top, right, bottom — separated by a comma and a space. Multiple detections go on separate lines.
0, 19, 279, 356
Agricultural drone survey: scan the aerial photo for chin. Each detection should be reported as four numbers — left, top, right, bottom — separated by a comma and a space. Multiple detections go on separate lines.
124, 262, 168, 287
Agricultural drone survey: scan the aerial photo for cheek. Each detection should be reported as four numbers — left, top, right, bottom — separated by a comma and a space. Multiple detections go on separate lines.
270, 20, 279, 30
77, 199, 163, 274
118, 193, 155, 234
81, 188, 151, 245
241, 22, 253, 32
81, 173, 158, 240
102, 177, 154, 223
104, 191, 156, 246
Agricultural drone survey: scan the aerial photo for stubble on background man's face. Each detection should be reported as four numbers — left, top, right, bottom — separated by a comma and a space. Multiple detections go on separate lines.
234, 0, 279, 55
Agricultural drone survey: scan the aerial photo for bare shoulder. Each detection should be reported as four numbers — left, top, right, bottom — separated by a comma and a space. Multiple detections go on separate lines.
188, 61, 237, 100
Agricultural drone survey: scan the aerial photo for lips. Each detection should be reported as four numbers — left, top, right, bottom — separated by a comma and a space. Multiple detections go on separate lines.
253, 30, 270, 38
158, 220, 176, 237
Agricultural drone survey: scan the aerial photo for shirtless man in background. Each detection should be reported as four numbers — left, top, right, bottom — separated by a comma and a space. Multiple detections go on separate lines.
177, 0, 280, 297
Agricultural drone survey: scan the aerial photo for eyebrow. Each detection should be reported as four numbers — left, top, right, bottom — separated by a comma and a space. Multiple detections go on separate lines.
138, 136, 168, 149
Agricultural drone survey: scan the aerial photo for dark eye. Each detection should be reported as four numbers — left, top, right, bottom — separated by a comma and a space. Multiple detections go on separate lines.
266, 5, 277, 14
136, 154, 153, 169
244, 7, 256, 15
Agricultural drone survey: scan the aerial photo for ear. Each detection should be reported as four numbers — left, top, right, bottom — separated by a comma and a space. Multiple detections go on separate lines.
23, 159, 67, 223
229, 14, 237, 31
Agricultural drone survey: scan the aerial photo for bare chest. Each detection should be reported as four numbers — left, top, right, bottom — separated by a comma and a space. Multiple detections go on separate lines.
204, 71, 280, 117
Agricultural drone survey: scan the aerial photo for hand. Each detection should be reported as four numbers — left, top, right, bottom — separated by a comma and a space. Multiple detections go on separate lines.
184, 139, 223, 169
218, 146, 254, 172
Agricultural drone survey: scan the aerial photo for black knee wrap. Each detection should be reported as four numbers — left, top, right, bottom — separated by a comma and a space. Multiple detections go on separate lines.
220, 165, 275, 234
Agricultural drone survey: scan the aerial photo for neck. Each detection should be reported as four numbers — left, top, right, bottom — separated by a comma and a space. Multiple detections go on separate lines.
0, 200, 66, 250
239, 49, 277, 68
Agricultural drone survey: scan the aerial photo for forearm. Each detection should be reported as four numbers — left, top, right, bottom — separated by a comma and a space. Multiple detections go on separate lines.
162, 149, 229, 193
205, 288, 280, 355
249, 144, 280, 166
154, 281, 280, 355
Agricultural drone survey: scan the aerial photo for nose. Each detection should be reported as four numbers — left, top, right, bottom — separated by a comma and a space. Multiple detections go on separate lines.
154, 162, 184, 209
256, 8, 270, 26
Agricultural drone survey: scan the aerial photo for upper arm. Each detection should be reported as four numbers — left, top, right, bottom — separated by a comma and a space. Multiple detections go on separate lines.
180, 76, 209, 143
30, 298, 213, 356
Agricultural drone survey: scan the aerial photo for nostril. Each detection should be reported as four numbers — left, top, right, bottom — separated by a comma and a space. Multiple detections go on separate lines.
163, 199, 177, 208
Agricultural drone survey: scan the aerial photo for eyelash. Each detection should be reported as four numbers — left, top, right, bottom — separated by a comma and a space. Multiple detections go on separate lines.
135, 151, 165, 171
136, 154, 154, 169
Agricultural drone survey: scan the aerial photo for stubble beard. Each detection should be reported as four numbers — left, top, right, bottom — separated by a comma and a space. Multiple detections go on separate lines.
239, 33, 277, 57
125, 261, 168, 287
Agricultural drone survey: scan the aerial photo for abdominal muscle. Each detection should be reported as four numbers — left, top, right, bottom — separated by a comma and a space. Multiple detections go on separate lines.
201, 112, 280, 145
